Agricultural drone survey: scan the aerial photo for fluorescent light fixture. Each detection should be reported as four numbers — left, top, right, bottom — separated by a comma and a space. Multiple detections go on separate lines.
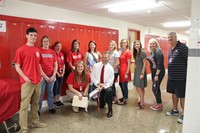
108, 0, 160, 13
163, 20, 191, 27
185, 30, 189, 34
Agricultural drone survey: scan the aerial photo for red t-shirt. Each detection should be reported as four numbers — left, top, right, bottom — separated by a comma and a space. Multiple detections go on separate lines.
55, 52, 65, 74
40, 48, 57, 76
66, 72, 91, 92
14, 45, 41, 84
66, 50, 84, 70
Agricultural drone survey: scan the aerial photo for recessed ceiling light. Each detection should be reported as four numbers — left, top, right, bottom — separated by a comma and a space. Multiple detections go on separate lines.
108, 0, 160, 13
147, 10, 152, 14
163, 20, 191, 27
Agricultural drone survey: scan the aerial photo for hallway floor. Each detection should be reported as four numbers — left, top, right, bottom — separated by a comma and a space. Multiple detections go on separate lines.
0, 76, 183, 133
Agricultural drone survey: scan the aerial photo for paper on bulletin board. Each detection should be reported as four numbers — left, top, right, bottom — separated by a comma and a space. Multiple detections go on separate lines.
0, 20, 6, 32
189, 28, 200, 48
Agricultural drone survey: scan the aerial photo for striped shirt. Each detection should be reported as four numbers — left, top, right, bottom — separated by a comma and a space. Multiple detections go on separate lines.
168, 41, 188, 80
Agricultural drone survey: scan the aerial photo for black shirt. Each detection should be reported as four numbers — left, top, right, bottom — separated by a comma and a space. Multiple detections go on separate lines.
168, 41, 188, 80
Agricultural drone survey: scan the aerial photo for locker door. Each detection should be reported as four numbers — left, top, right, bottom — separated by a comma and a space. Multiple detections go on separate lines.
111, 30, 118, 47
77, 27, 86, 52
99, 30, 107, 53
106, 31, 112, 51
85, 28, 93, 52
0, 22, 8, 78
47, 24, 58, 48
93, 29, 100, 50
58, 26, 68, 55
67, 26, 77, 50
35, 24, 48, 48
8, 21, 23, 80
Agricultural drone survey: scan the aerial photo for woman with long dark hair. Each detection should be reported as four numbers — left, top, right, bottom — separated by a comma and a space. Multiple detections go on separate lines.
84, 40, 102, 73
132, 40, 147, 109
66, 39, 84, 76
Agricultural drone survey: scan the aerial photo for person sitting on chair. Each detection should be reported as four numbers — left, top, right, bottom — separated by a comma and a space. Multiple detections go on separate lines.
90, 51, 114, 118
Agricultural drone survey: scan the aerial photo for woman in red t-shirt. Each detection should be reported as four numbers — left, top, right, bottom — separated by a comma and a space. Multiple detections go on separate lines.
66, 61, 90, 112
53, 41, 65, 107
66, 39, 84, 77
118, 39, 131, 105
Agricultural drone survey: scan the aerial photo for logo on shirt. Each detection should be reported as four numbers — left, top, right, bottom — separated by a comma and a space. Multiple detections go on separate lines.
41, 54, 53, 58
73, 55, 81, 59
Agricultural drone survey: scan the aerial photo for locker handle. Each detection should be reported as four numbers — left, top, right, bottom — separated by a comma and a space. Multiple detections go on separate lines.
11, 61, 15, 68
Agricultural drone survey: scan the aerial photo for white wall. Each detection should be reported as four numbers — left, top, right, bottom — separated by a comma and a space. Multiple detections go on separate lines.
0, 0, 188, 47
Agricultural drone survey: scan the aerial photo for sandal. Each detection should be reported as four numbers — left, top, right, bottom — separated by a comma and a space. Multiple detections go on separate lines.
112, 100, 118, 104
134, 104, 144, 109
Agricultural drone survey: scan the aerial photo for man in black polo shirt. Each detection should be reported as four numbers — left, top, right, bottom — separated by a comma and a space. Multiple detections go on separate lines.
165, 31, 188, 124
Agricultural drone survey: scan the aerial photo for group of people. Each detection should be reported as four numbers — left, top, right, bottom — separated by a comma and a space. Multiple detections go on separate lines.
14, 27, 188, 133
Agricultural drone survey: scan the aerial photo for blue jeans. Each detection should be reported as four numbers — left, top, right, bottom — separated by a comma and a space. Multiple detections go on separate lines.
39, 79, 55, 111
53, 76, 64, 96
112, 73, 119, 97
119, 82, 128, 100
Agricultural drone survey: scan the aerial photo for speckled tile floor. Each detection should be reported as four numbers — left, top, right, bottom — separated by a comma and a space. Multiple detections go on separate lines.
0, 76, 183, 133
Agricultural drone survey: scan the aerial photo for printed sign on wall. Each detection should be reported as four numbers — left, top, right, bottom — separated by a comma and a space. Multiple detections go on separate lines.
0, 20, 6, 32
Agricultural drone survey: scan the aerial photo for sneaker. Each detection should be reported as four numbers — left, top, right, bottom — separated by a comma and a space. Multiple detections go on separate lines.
152, 105, 163, 111
165, 109, 179, 116
150, 104, 157, 109
49, 109, 56, 114
177, 115, 184, 124
56, 101, 64, 106
31, 122, 47, 128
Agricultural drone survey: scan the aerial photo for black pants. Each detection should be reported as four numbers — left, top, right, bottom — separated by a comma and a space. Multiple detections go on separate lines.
99, 86, 113, 110
151, 69, 165, 104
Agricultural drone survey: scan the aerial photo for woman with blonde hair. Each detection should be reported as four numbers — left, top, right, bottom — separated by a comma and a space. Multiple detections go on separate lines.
108, 40, 120, 103
147, 38, 165, 111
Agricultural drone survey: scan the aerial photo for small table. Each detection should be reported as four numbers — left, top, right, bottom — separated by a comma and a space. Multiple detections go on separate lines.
0, 79, 21, 132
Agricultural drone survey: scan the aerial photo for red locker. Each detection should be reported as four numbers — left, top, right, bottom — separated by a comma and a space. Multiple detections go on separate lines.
35, 24, 48, 47
0, 25, 8, 78
7, 21, 23, 80
85, 28, 93, 52
77, 27, 86, 52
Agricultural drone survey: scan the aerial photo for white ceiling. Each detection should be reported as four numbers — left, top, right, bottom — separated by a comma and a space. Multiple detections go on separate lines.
20, 0, 191, 35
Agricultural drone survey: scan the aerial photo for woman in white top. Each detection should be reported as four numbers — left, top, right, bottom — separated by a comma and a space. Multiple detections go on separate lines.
108, 40, 120, 103
84, 40, 102, 73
